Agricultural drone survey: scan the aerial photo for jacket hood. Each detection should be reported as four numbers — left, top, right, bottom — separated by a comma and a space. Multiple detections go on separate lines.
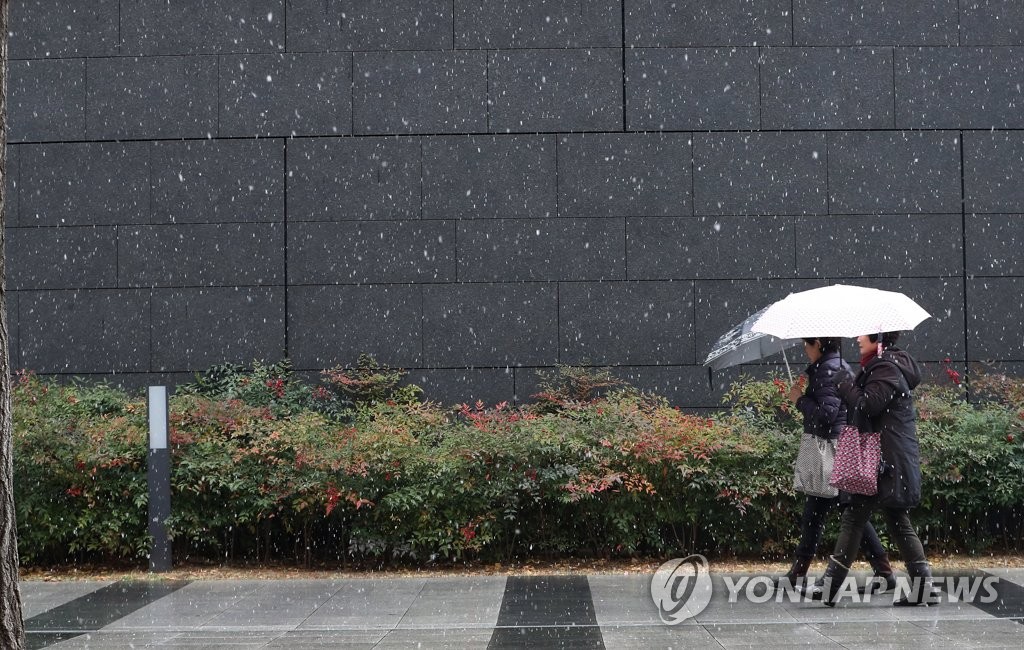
878, 347, 922, 390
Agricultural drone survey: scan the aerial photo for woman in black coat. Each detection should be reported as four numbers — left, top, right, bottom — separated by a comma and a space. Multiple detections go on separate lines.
810, 332, 937, 607
776, 337, 893, 591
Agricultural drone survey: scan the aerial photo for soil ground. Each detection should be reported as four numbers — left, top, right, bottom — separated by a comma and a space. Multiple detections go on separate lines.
21, 552, 1024, 582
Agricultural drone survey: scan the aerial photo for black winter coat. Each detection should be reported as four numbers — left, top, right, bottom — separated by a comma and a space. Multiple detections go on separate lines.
795, 351, 850, 440
836, 347, 923, 509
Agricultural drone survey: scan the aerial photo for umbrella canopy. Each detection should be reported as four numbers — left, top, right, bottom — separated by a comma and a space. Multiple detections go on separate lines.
749, 284, 931, 339
704, 306, 803, 371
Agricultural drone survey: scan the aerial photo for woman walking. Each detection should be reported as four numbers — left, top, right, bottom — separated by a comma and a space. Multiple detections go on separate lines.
776, 337, 894, 591
809, 332, 938, 607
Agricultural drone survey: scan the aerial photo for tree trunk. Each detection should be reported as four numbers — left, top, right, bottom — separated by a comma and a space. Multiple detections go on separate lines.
0, 0, 27, 646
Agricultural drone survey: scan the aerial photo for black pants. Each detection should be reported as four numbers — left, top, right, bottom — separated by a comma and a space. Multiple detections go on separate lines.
830, 498, 927, 568
795, 495, 886, 562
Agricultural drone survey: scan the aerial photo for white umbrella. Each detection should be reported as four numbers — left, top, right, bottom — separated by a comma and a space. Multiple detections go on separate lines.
749, 284, 931, 339
704, 306, 802, 379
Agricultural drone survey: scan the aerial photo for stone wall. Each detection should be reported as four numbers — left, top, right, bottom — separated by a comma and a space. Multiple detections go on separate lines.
6, 1, 1024, 406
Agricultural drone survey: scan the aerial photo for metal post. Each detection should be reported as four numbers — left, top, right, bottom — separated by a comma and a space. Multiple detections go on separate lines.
147, 386, 172, 572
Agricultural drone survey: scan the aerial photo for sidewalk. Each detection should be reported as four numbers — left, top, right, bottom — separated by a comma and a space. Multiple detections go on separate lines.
20, 567, 1024, 649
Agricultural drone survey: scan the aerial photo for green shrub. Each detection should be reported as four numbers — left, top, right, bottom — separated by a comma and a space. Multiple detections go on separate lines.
11, 363, 1024, 568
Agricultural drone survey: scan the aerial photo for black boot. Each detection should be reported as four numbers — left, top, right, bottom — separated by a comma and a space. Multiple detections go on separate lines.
859, 552, 897, 594
893, 561, 940, 606
803, 556, 850, 607
774, 556, 812, 589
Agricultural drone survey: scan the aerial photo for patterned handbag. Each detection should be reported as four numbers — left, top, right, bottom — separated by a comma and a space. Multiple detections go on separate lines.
829, 424, 881, 496
793, 433, 839, 498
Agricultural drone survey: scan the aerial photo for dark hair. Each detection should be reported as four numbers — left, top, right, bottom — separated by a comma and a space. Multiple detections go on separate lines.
868, 331, 901, 348
802, 337, 841, 354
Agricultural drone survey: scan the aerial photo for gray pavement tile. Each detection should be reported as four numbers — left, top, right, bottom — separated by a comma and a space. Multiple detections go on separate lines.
695, 601, 802, 624
374, 627, 494, 649
599, 623, 720, 648
914, 617, 1024, 634
265, 630, 386, 647
702, 621, 837, 647
982, 568, 1024, 588
297, 578, 427, 629
589, 574, 674, 626
103, 581, 265, 630
40, 631, 180, 648
200, 580, 347, 629
19, 581, 115, 620
888, 600, 991, 621
395, 577, 506, 629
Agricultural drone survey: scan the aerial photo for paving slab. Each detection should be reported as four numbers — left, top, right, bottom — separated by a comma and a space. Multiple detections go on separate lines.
20, 568, 1024, 649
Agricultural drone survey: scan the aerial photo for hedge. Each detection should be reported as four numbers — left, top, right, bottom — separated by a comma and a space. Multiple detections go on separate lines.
12, 359, 1024, 567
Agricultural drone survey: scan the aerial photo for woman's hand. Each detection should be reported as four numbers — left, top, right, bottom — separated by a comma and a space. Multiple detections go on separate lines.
788, 384, 803, 403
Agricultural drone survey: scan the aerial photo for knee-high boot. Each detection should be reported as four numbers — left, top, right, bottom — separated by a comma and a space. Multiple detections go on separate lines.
860, 552, 897, 594
893, 560, 941, 606
803, 556, 851, 607
773, 555, 812, 589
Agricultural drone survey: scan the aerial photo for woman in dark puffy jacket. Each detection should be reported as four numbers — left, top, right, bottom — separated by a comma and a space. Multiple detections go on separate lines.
809, 332, 937, 607
776, 337, 894, 591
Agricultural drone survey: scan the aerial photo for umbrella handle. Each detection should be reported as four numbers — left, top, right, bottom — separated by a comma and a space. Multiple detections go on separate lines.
782, 346, 793, 384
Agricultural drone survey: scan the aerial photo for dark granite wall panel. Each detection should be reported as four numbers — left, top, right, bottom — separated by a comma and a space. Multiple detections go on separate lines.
421, 136, 557, 219
18, 290, 151, 373
119, 224, 285, 287
87, 56, 219, 139
611, 365, 731, 409
559, 282, 695, 365
625, 0, 792, 46
966, 214, 1024, 276
515, 363, 728, 409
288, 221, 456, 284
795, 214, 964, 278
287, 0, 453, 52
8, 292, 18, 370
488, 49, 623, 133
896, 47, 1024, 128
627, 216, 795, 280
151, 287, 286, 371
220, 53, 352, 137
457, 218, 626, 282
152, 140, 285, 224
968, 278, 1024, 360
8, 59, 87, 143
626, 48, 760, 131
7, 227, 118, 290
287, 137, 421, 221
5, 145, 19, 227
121, 0, 285, 55
827, 131, 961, 214
19, 142, 151, 227
558, 133, 691, 217
456, 0, 621, 48
960, 2, 1024, 45
693, 132, 828, 216
760, 47, 895, 129
409, 368, 516, 408
963, 131, 1024, 213
9, 0, 120, 59
793, 0, 959, 46
288, 285, 422, 368
353, 51, 488, 134
422, 284, 558, 366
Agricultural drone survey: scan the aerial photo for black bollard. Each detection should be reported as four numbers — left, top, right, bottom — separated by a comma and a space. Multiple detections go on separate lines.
147, 386, 172, 572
